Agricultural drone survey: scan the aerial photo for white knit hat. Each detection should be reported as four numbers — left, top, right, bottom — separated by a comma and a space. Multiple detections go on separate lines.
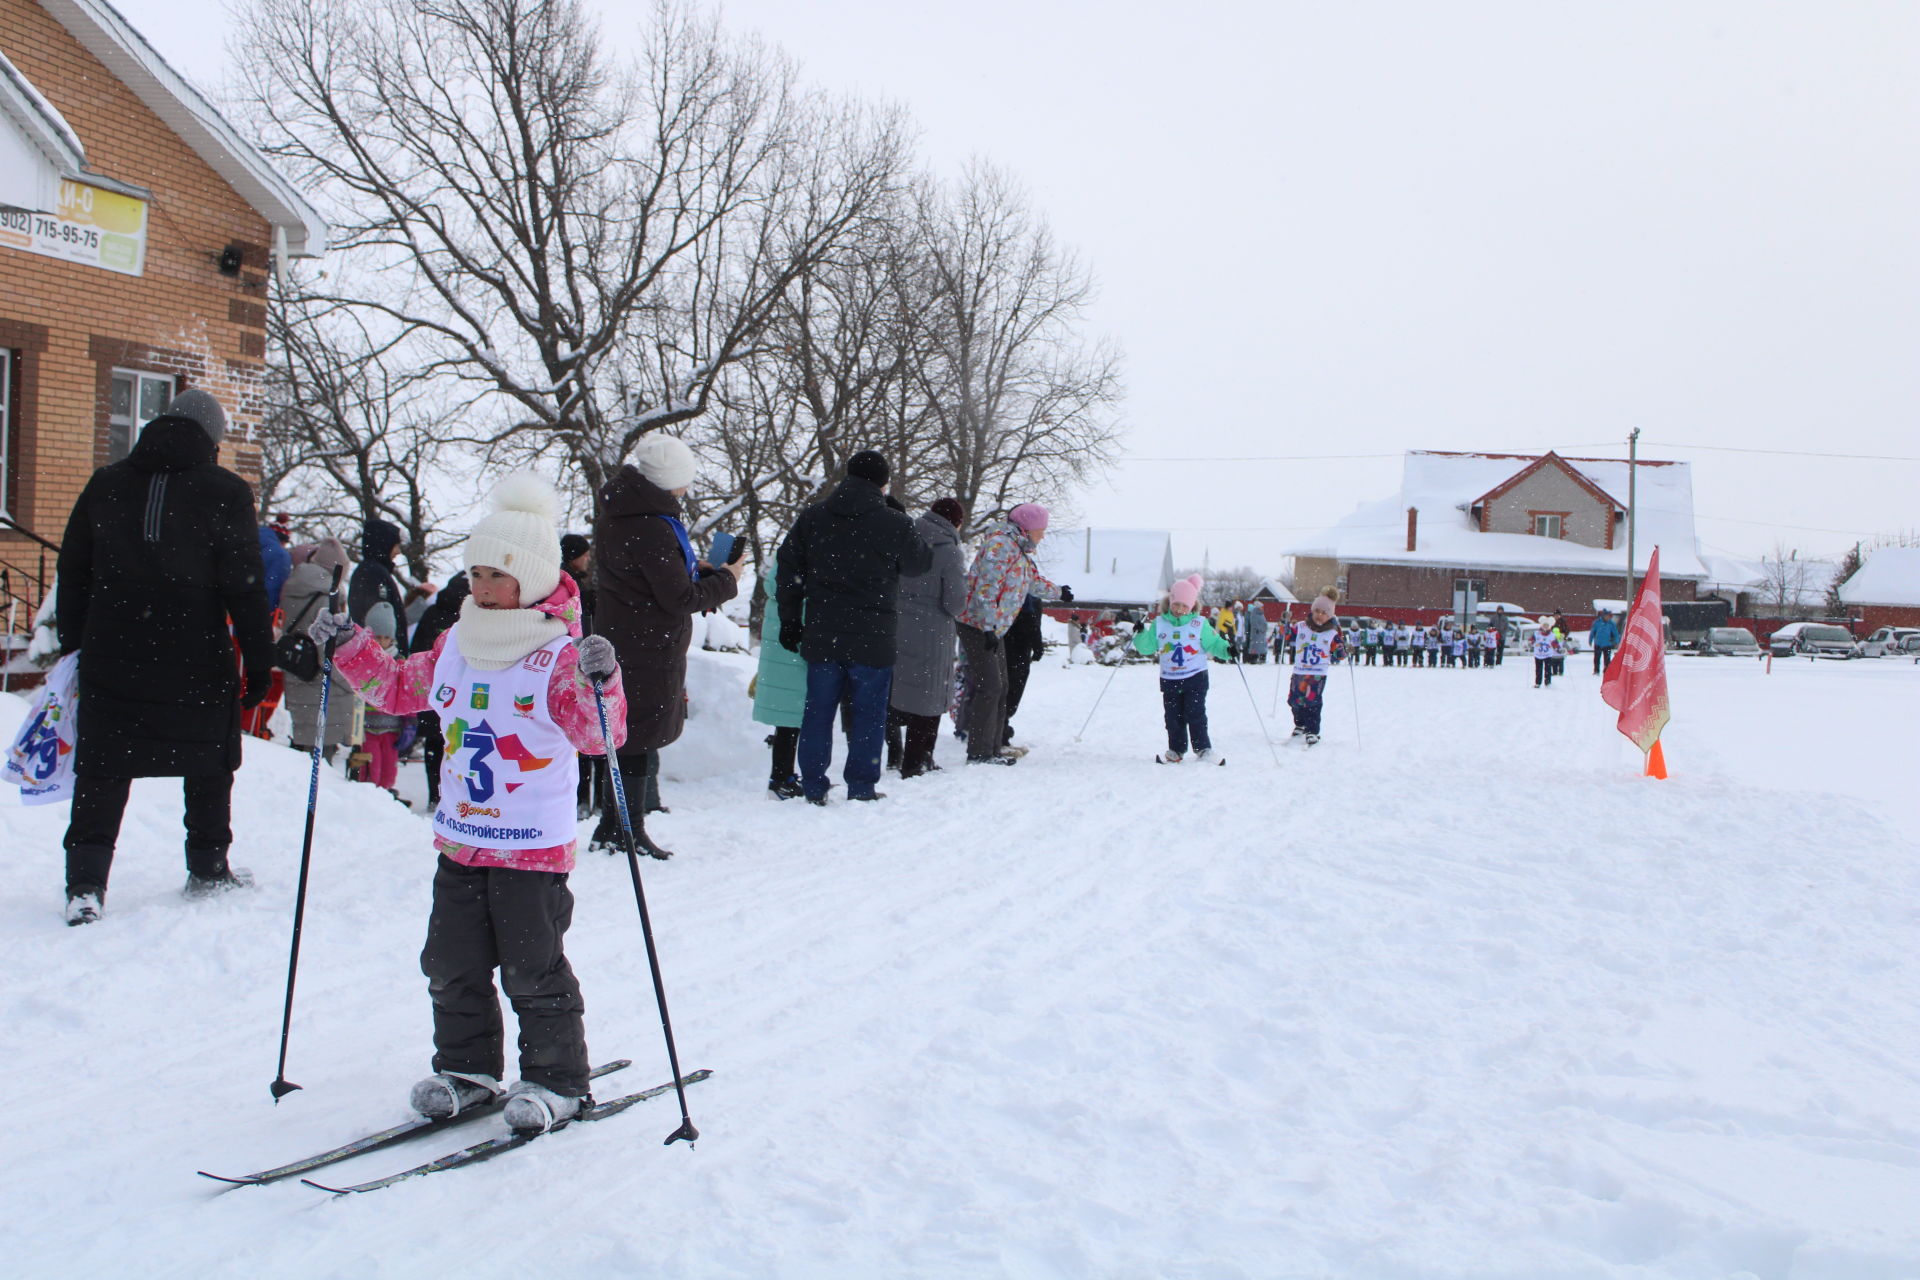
463, 474, 562, 604
627, 433, 699, 491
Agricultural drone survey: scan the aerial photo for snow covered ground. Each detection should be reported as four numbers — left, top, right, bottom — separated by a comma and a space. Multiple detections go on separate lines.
2, 651, 1916, 1279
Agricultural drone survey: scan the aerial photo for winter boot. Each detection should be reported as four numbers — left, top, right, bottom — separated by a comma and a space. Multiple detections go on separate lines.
409, 1071, 503, 1119
65, 892, 103, 927
502, 1081, 584, 1134
767, 776, 805, 800
1304, 733, 1320, 746
1194, 748, 1214, 762
629, 812, 675, 860
183, 856, 256, 899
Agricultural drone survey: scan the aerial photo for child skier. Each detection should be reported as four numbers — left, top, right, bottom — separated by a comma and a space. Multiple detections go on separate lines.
1133, 574, 1231, 762
308, 476, 628, 1134
1287, 594, 1344, 745
1532, 622, 1558, 687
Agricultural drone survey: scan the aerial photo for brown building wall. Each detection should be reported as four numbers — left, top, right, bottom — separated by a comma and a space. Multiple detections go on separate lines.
1, 0, 271, 583
1483, 466, 1615, 549
1344, 561, 1697, 613
1855, 604, 1920, 630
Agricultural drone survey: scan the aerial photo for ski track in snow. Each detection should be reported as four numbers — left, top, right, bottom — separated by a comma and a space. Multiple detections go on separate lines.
2, 653, 1916, 1279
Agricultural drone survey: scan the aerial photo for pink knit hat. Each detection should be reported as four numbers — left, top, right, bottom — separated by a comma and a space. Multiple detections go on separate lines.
1007, 503, 1049, 534
1169, 574, 1204, 610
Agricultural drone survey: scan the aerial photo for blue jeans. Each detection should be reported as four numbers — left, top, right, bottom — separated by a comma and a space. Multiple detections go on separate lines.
1160, 671, 1211, 754
800, 661, 892, 800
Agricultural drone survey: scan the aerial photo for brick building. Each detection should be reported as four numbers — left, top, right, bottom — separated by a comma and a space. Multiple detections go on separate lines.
1, 0, 324, 633
1837, 547, 1920, 630
1290, 450, 1707, 619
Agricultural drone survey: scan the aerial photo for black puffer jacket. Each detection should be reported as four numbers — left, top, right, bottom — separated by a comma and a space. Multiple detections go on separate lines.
410, 571, 470, 659
56, 415, 273, 777
349, 519, 411, 654
775, 476, 933, 668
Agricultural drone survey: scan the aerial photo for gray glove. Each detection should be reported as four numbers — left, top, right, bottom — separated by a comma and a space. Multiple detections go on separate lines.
307, 611, 354, 647
575, 635, 618, 681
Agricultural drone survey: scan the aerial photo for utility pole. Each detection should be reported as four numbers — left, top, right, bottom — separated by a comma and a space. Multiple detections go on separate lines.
1624, 428, 1640, 605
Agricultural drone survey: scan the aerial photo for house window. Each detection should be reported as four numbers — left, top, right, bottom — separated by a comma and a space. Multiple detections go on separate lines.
1533, 514, 1562, 538
0, 349, 13, 517
108, 369, 175, 462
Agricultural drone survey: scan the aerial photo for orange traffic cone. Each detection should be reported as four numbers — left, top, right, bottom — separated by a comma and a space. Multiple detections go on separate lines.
1645, 739, 1668, 780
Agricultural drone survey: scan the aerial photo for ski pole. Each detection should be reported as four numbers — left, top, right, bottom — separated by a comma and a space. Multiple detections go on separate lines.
1232, 656, 1283, 766
272, 563, 342, 1101
1344, 649, 1362, 749
591, 676, 699, 1146
1073, 660, 1123, 742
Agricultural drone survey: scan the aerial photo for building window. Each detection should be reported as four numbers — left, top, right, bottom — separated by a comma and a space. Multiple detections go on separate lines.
0, 349, 13, 517
1533, 514, 1563, 538
108, 369, 175, 462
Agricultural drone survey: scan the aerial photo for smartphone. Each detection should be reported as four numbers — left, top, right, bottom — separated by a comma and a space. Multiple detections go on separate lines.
709, 532, 737, 566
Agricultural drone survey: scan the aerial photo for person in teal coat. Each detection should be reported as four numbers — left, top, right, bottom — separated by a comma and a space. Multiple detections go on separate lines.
753, 554, 808, 798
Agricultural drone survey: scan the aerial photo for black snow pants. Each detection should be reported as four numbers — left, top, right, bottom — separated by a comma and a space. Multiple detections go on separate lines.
1160, 671, 1212, 755
64, 772, 235, 898
420, 855, 589, 1096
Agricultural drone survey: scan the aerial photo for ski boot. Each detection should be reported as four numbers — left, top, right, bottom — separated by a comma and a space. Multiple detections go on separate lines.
503, 1081, 584, 1134
410, 1071, 502, 1119
184, 868, 256, 899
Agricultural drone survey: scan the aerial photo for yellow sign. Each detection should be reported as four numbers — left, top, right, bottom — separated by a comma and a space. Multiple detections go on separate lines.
0, 179, 148, 276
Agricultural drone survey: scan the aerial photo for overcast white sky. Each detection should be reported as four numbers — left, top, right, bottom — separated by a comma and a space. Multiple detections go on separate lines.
106, 0, 1920, 571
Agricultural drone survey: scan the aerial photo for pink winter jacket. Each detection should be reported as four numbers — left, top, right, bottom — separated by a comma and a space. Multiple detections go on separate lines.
957, 520, 1058, 637
331, 577, 626, 872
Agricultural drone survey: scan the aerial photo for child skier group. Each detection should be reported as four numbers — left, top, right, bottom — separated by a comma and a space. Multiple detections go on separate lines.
1136, 577, 1347, 757
1350, 621, 1504, 669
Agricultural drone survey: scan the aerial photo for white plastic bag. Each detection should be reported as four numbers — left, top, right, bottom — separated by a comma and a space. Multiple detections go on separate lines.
5, 651, 79, 805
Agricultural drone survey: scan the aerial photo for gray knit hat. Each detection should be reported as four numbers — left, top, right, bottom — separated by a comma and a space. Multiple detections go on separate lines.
163, 389, 226, 446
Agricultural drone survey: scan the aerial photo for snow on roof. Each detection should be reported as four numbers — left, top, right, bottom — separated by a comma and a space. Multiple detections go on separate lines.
1699, 554, 1768, 590
1838, 547, 1920, 607
1031, 528, 1174, 606
0, 47, 88, 175
1257, 577, 1299, 603
1288, 451, 1707, 579
36, 0, 328, 255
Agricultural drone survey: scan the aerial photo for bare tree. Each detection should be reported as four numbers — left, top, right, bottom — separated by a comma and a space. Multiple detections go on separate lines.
1757, 541, 1817, 618
909, 164, 1124, 522
237, 0, 905, 511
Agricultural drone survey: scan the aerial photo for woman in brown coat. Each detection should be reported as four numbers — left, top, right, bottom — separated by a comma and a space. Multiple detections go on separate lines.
592, 434, 742, 856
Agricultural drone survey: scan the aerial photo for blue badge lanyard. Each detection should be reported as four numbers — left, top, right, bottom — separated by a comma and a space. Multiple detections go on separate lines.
655, 515, 698, 580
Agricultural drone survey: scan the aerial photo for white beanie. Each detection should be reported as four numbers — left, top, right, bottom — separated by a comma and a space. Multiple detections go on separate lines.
463, 474, 563, 604
627, 433, 699, 491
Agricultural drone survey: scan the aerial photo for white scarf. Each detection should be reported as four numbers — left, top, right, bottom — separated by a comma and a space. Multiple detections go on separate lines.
453, 596, 569, 670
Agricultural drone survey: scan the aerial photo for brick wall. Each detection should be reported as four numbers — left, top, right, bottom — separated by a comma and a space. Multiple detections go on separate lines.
0, 0, 271, 603
1856, 605, 1920, 630
1344, 561, 1697, 612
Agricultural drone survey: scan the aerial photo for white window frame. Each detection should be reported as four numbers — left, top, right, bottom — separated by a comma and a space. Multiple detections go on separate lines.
108, 368, 175, 462
1533, 513, 1563, 538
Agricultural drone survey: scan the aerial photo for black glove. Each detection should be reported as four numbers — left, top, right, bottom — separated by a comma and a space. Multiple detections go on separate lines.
241, 668, 273, 709
779, 622, 804, 653
982, 631, 1000, 653
883, 495, 906, 513
1059, 585, 1075, 603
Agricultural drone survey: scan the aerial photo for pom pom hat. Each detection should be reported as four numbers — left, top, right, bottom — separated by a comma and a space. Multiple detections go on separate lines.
464, 473, 563, 604
1008, 503, 1049, 534
1169, 573, 1204, 611
628, 433, 699, 491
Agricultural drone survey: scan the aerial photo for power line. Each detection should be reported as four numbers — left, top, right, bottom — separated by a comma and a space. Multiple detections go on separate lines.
1646, 441, 1920, 462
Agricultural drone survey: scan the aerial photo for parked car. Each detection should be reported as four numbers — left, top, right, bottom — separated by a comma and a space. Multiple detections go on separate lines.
1857, 626, 1920, 658
1767, 622, 1857, 659
1700, 627, 1761, 656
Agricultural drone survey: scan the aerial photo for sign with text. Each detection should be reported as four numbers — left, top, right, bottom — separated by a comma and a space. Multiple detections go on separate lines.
0, 179, 147, 276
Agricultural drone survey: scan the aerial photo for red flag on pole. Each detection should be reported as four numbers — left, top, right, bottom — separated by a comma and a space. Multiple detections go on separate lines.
1600, 547, 1672, 775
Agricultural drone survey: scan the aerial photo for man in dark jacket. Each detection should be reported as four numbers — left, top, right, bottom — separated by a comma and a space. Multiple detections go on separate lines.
776, 451, 933, 804
407, 571, 470, 808
594, 433, 742, 856
56, 389, 273, 924
349, 518, 412, 655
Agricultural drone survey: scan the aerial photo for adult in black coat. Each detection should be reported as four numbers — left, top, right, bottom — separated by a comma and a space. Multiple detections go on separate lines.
775, 451, 932, 804
593, 434, 742, 855
349, 518, 411, 655
408, 571, 470, 808
55, 390, 273, 922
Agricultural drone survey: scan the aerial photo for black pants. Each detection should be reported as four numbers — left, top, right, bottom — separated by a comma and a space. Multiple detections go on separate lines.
1535, 657, 1553, 687
64, 772, 234, 897
420, 712, 446, 806
957, 625, 1009, 761
769, 724, 799, 782
420, 856, 588, 1096
1594, 646, 1614, 674
892, 711, 941, 776
1160, 672, 1211, 754
1005, 653, 1035, 740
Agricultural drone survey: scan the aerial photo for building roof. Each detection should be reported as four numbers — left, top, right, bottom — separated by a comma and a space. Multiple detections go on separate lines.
1256, 577, 1300, 604
1031, 528, 1175, 607
1838, 547, 1920, 607
35, 0, 327, 255
1289, 450, 1708, 580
